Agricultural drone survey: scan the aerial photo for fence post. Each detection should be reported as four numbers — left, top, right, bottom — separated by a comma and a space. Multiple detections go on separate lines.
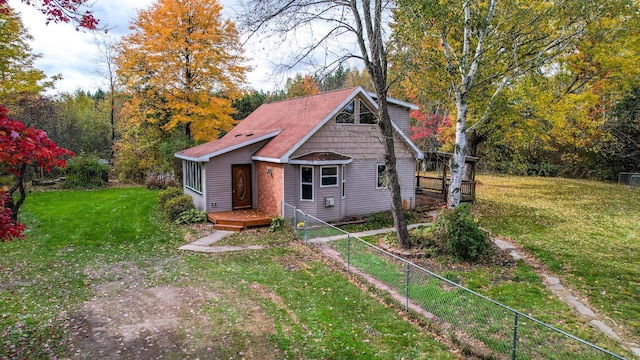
405, 262, 410, 312
303, 211, 308, 243
347, 234, 351, 273
293, 207, 298, 239
512, 312, 519, 360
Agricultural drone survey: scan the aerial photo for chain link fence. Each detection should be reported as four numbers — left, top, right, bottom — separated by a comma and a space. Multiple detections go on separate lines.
281, 202, 627, 359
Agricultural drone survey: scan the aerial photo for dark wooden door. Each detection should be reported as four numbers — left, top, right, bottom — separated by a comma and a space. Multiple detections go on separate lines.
232, 164, 252, 209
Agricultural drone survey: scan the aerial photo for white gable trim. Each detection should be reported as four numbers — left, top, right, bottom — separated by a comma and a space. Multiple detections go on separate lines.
175, 130, 282, 162
279, 86, 423, 162
279, 87, 364, 162
367, 91, 419, 110
391, 121, 424, 160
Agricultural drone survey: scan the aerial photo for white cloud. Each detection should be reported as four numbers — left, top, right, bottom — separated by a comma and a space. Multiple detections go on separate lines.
6, 0, 352, 95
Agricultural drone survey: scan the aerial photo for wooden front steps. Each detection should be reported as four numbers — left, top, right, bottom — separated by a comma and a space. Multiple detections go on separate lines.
207, 209, 273, 232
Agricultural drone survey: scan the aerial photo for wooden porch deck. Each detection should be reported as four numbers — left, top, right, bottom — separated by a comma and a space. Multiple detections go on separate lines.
207, 209, 273, 232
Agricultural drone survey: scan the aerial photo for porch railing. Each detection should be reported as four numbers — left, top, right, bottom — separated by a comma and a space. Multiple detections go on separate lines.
416, 174, 476, 202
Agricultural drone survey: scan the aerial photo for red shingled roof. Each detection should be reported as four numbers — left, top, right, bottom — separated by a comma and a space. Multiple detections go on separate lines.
176, 87, 360, 162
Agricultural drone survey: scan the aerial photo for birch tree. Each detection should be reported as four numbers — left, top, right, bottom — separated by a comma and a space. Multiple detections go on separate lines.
238, 0, 413, 248
395, 0, 627, 206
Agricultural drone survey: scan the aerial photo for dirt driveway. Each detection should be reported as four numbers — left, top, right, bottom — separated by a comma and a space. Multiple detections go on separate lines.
64, 260, 279, 359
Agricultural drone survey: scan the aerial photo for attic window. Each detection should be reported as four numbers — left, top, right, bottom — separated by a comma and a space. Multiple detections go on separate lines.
335, 101, 355, 124
359, 101, 377, 124
246, 133, 253, 137
335, 99, 378, 125
234, 133, 242, 137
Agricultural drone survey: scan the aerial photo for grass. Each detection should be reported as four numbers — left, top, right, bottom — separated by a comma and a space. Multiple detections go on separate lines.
0, 187, 452, 359
328, 237, 631, 358
474, 174, 640, 340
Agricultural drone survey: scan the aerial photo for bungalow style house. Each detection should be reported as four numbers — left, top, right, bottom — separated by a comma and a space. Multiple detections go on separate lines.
174, 87, 423, 222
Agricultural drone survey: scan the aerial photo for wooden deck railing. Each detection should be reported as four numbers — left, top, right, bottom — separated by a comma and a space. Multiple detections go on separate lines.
415, 175, 476, 202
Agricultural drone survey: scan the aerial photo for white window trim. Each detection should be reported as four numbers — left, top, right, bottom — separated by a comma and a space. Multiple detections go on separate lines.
342, 165, 346, 198
300, 166, 314, 201
320, 165, 339, 188
185, 160, 203, 194
376, 163, 388, 190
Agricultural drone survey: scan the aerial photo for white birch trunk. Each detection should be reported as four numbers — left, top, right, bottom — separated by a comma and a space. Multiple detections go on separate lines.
448, 100, 467, 207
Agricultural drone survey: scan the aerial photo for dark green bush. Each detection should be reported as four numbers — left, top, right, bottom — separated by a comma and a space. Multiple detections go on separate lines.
269, 216, 285, 232
163, 194, 194, 221
158, 187, 183, 208
63, 155, 109, 189
434, 205, 489, 261
175, 209, 207, 225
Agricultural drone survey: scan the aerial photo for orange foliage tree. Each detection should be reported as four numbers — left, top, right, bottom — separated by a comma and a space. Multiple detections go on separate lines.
116, 0, 248, 141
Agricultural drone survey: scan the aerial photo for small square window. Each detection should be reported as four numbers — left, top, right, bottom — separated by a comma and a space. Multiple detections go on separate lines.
321, 166, 338, 187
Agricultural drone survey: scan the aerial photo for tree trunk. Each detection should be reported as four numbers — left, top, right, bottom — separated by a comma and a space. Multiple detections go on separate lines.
8, 164, 27, 223
448, 100, 468, 208
378, 96, 411, 249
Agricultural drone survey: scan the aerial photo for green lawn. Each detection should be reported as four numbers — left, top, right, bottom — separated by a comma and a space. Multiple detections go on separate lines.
474, 175, 640, 341
0, 187, 452, 359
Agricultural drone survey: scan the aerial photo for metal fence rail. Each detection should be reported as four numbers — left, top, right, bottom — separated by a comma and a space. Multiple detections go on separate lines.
618, 172, 640, 187
281, 202, 626, 359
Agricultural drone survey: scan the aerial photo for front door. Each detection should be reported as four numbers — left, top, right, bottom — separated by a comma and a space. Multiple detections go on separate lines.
232, 164, 252, 209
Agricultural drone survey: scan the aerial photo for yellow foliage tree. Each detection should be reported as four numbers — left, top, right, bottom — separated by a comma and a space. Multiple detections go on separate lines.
116, 0, 248, 141
285, 74, 319, 98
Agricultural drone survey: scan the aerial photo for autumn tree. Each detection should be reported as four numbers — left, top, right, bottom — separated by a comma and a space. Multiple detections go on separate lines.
239, 0, 413, 248
0, 0, 97, 30
0, 106, 73, 236
116, 0, 248, 141
285, 74, 319, 98
394, 0, 630, 205
0, 4, 53, 106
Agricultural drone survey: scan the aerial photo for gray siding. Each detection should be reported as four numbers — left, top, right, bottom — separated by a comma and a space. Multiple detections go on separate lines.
283, 164, 343, 221
345, 159, 391, 216
283, 164, 298, 206
398, 157, 416, 209
201, 140, 268, 212
283, 158, 415, 220
285, 115, 418, 220
388, 104, 411, 136
293, 121, 413, 160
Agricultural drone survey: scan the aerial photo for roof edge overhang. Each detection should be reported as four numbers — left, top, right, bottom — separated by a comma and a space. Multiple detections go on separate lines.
289, 159, 353, 165
367, 91, 419, 110
175, 130, 282, 162
392, 122, 424, 160
251, 156, 285, 163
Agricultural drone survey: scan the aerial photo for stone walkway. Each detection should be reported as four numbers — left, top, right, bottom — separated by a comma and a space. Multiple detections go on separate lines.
493, 238, 640, 357
178, 230, 266, 253
307, 222, 431, 243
